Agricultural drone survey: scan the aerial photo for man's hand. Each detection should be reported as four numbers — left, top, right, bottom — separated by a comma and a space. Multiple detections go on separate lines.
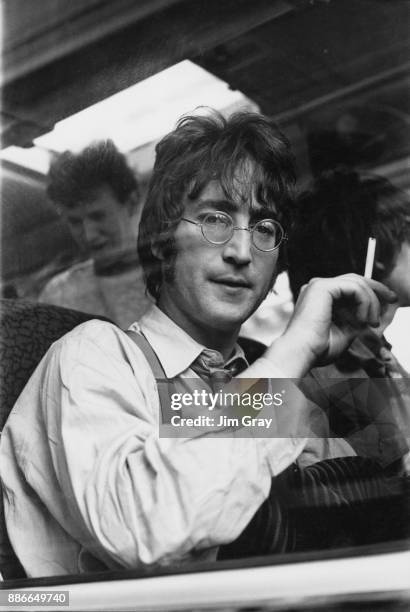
265, 274, 397, 377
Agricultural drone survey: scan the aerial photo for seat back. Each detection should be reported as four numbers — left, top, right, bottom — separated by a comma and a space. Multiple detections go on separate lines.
0, 299, 111, 579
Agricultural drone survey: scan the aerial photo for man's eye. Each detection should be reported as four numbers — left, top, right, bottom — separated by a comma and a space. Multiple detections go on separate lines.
254, 222, 276, 237
204, 212, 229, 225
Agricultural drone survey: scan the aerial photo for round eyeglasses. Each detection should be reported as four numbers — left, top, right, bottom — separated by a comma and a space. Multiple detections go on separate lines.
181, 211, 286, 252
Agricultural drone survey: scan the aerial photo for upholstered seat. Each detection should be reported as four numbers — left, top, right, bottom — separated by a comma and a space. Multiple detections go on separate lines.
0, 299, 111, 579
0, 299, 112, 430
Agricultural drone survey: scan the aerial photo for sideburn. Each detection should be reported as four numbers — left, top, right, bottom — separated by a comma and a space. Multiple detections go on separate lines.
161, 237, 177, 286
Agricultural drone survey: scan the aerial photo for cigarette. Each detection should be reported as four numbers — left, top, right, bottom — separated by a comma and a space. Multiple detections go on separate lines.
364, 237, 376, 279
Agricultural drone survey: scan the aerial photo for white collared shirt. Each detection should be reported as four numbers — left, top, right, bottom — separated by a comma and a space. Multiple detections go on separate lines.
0, 306, 305, 577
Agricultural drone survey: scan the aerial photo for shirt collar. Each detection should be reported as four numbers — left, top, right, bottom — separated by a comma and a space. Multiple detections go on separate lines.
130, 305, 247, 378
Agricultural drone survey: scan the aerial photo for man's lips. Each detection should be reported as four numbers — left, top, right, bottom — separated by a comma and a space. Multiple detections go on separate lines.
211, 276, 252, 289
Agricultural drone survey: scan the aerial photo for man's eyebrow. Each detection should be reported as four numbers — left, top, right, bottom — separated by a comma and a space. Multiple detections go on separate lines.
193, 198, 278, 219
193, 199, 238, 212
250, 205, 278, 220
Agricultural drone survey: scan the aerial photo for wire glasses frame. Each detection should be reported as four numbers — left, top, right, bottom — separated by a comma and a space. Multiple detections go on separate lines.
181, 211, 286, 252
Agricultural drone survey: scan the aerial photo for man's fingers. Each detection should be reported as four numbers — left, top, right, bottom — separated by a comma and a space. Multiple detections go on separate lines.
365, 277, 398, 303
289, 273, 398, 369
348, 275, 397, 327
326, 274, 395, 328
333, 282, 377, 329
357, 280, 380, 327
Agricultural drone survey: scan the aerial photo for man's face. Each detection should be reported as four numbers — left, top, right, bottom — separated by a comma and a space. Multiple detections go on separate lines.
157, 179, 280, 346
383, 241, 410, 307
62, 184, 137, 268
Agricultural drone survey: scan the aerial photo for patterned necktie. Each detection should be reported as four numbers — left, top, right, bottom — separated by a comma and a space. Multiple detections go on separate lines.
190, 348, 246, 390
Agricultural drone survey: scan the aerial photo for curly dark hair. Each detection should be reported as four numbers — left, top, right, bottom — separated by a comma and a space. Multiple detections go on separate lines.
288, 167, 410, 299
138, 109, 296, 300
47, 140, 138, 208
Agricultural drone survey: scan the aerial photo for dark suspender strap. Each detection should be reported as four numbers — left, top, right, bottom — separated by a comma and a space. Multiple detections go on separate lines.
125, 329, 175, 423
125, 330, 167, 378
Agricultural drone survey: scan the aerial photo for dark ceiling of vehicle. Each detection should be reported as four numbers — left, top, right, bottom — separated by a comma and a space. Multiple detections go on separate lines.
2, 0, 409, 160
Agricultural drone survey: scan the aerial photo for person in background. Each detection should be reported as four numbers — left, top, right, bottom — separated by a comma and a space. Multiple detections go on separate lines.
287, 168, 410, 468
38, 140, 152, 327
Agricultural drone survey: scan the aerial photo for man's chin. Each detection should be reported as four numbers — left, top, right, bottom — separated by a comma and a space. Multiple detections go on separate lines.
205, 303, 253, 331
209, 286, 265, 323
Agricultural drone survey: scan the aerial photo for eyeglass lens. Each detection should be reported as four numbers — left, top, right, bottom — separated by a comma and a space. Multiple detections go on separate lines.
203, 213, 231, 243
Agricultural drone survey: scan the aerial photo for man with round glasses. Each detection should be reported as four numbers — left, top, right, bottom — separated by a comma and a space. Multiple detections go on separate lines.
1, 110, 397, 576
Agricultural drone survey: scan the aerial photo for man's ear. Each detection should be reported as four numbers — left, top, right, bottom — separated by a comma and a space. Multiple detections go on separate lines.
374, 260, 386, 273
373, 260, 389, 282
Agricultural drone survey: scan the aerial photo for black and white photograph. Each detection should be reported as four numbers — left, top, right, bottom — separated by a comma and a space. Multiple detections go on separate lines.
1, 1, 410, 610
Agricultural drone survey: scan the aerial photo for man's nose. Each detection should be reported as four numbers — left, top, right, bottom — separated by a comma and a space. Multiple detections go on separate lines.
222, 228, 252, 265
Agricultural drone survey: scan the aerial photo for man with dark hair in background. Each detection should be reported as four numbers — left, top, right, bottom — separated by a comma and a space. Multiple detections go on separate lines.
1, 113, 399, 577
39, 140, 152, 327
288, 168, 410, 468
